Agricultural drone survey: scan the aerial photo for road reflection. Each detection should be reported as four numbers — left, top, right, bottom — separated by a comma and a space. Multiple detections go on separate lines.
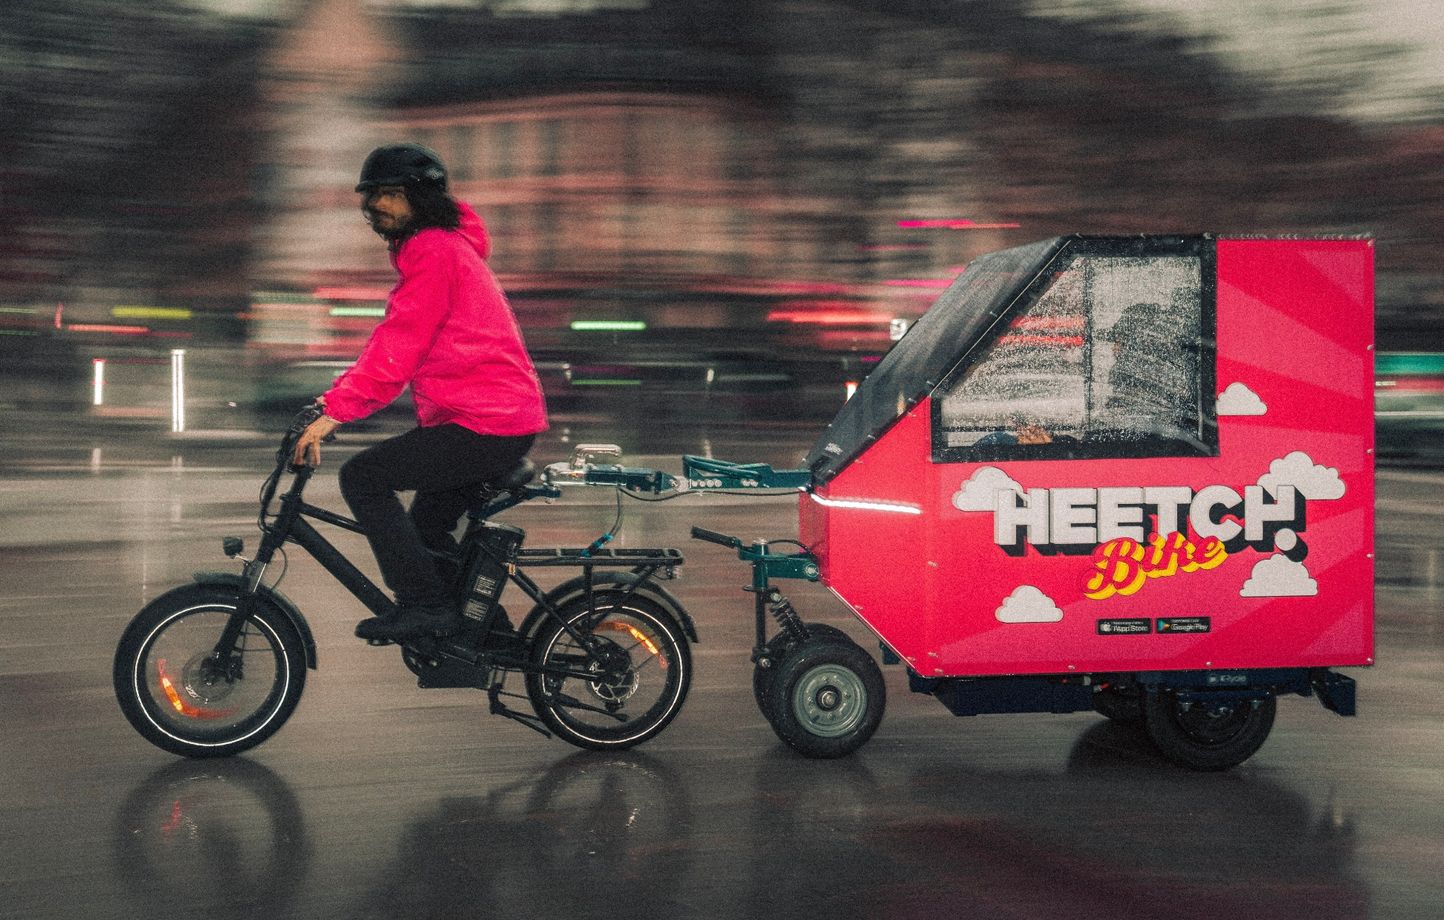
346, 752, 690, 920
113, 758, 311, 920
868, 722, 1365, 920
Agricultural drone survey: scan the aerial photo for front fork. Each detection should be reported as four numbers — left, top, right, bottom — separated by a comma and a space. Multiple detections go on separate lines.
209, 467, 313, 666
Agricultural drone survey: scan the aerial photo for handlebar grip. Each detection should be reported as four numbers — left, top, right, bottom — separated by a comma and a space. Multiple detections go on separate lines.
690, 526, 742, 549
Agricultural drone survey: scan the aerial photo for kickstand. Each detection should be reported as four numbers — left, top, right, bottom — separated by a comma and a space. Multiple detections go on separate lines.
488, 686, 552, 739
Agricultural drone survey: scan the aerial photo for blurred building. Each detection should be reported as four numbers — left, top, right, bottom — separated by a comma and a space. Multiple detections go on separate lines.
5, 0, 1441, 418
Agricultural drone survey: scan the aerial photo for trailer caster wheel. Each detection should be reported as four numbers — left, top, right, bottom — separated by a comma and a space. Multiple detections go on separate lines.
1142, 689, 1276, 771
766, 637, 884, 759
753, 624, 854, 728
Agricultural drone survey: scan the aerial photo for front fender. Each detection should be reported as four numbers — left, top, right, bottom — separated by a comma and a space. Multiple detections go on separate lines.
191, 571, 319, 670
520, 571, 698, 643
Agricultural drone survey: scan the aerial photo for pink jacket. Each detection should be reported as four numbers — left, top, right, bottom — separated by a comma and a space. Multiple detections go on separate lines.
323, 202, 548, 436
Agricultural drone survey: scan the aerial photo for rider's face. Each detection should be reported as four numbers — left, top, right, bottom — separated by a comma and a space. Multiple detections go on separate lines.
362, 186, 413, 238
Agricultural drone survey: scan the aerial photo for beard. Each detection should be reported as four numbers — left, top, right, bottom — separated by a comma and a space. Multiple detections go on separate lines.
364, 207, 411, 242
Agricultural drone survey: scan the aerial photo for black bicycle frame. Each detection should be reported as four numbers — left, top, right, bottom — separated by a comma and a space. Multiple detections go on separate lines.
210, 459, 677, 685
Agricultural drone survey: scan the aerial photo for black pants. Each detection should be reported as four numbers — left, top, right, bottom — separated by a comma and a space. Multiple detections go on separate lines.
339, 424, 535, 607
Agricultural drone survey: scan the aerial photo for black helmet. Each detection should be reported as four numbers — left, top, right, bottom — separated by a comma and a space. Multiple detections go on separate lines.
355, 143, 448, 193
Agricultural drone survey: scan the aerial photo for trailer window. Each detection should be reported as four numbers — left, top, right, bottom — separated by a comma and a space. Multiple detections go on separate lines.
934, 246, 1215, 461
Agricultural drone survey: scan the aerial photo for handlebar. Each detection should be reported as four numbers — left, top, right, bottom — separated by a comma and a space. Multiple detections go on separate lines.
689, 526, 742, 549
276, 403, 326, 469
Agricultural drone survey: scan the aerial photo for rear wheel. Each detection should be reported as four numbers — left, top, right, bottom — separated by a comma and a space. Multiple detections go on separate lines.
765, 637, 885, 759
525, 594, 691, 750
1142, 689, 1276, 771
113, 584, 306, 758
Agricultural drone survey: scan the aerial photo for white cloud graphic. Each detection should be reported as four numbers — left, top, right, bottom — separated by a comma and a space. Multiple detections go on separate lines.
1241, 555, 1318, 597
1257, 451, 1345, 501
953, 466, 1023, 512
1217, 382, 1267, 416
995, 585, 1064, 623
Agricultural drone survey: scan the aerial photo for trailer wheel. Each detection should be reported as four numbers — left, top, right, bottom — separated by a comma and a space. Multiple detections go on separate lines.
752, 624, 853, 728
1142, 689, 1276, 771
766, 637, 885, 759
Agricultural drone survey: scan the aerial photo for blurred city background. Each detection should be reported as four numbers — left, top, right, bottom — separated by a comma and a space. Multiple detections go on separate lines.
2, 0, 1441, 457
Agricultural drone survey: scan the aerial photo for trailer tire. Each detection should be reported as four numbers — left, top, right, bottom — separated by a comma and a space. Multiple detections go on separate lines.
766, 637, 885, 759
753, 624, 853, 728
1142, 689, 1276, 771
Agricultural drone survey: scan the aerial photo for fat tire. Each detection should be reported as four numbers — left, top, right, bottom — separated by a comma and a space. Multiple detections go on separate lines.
113, 584, 306, 758
525, 594, 691, 751
1142, 689, 1276, 771
766, 637, 885, 759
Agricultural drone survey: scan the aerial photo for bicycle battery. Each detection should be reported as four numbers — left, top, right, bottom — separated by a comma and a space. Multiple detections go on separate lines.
457, 522, 524, 639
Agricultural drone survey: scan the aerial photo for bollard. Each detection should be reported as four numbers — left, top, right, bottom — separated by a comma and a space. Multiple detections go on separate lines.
170, 349, 186, 433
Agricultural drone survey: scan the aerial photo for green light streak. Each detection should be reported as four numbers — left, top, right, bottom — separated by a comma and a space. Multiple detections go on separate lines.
1377, 352, 1444, 375
570, 320, 647, 332
113, 306, 192, 320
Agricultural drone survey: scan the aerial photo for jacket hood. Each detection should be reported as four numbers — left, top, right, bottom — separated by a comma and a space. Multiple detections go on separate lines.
457, 201, 491, 261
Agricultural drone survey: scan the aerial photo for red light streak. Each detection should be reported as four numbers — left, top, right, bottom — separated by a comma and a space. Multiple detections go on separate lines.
767, 309, 890, 325
1383, 375, 1444, 392
883, 279, 953, 289
897, 219, 1021, 230
1010, 315, 1085, 331
314, 286, 391, 301
67, 324, 150, 335
998, 334, 1085, 347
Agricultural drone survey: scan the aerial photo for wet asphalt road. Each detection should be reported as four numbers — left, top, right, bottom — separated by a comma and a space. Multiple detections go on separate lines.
2, 414, 1442, 920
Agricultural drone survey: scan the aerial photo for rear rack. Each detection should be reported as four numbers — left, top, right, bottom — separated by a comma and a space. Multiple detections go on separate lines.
516, 548, 684, 568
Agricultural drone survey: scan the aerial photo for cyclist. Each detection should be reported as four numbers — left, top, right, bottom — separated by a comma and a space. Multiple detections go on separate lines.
293, 143, 548, 643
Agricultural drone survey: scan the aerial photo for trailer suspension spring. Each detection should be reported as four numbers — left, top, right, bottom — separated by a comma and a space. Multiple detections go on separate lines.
767, 592, 810, 644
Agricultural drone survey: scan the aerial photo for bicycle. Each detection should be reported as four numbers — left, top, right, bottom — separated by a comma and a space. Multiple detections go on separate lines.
113, 405, 696, 758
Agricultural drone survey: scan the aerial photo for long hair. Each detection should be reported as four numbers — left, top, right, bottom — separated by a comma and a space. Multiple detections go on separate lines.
404, 182, 461, 234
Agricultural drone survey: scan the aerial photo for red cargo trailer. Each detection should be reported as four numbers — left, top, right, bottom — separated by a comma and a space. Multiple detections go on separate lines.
706, 234, 1373, 769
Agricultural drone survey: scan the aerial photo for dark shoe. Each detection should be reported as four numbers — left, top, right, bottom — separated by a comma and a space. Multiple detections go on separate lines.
356, 605, 462, 643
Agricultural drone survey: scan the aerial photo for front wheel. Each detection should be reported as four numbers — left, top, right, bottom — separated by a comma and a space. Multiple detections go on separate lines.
525, 594, 691, 750
1142, 689, 1276, 771
114, 584, 307, 758
765, 637, 885, 759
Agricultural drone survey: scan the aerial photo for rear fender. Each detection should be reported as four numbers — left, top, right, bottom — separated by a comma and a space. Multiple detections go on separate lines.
191, 571, 319, 670
520, 571, 698, 643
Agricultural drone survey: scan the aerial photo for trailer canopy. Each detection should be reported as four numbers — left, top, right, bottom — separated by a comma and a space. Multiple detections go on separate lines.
806, 235, 1221, 481
806, 237, 1065, 481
